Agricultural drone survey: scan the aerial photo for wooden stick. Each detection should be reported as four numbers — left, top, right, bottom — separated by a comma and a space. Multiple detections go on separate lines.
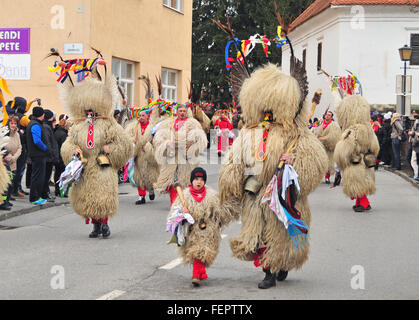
277, 136, 299, 170
308, 89, 322, 120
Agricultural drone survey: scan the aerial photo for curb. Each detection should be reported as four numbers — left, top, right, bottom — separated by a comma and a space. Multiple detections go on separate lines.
381, 165, 419, 190
0, 199, 70, 222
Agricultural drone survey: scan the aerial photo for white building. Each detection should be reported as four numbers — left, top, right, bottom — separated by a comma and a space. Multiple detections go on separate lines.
281, 0, 419, 117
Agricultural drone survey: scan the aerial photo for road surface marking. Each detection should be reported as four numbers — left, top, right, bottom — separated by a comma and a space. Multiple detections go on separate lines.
96, 290, 125, 300
159, 258, 182, 270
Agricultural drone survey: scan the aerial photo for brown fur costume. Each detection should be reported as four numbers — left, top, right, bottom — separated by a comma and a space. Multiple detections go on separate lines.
60, 75, 133, 220
218, 63, 328, 273
153, 116, 207, 193
334, 95, 379, 198
314, 120, 341, 174
171, 186, 237, 267
124, 119, 159, 191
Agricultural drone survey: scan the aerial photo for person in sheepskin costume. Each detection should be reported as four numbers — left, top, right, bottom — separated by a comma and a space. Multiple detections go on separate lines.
153, 104, 207, 205
313, 110, 341, 184
334, 95, 379, 212
168, 167, 237, 287
124, 108, 160, 205
58, 58, 133, 238
218, 61, 328, 289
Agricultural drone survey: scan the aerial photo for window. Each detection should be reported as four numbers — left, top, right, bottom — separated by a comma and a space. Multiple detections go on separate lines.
410, 34, 419, 66
161, 68, 178, 102
163, 0, 183, 12
112, 57, 135, 107
302, 49, 307, 71
317, 43, 322, 71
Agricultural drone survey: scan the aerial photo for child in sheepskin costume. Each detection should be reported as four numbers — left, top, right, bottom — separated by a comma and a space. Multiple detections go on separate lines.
124, 108, 160, 205
334, 95, 379, 212
153, 104, 207, 205
59, 65, 133, 238
314, 110, 341, 184
218, 62, 328, 289
168, 167, 237, 287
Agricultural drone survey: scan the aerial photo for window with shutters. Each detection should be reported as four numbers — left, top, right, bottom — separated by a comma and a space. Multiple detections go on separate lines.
161, 68, 178, 102
317, 42, 322, 71
111, 57, 135, 107
163, 0, 183, 13
410, 34, 419, 66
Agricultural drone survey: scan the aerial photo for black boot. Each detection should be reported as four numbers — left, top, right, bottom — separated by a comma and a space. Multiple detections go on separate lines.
101, 222, 111, 238
89, 223, 102, 238
149, 190, 155, 201
258, 269, 276, 289
276, 270, 288, 281
135, 196, 146, 205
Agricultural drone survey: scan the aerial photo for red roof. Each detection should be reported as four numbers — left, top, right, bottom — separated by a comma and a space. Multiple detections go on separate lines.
289, 0, 419, 32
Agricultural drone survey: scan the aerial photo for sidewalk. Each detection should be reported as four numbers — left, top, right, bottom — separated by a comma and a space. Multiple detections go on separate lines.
0, 192, 70, 222
380, 159, 419, 190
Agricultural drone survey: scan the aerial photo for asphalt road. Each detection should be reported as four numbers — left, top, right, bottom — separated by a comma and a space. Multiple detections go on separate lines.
0, 147, 418, 300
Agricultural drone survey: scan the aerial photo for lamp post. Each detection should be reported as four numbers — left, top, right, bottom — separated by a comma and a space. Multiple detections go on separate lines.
398, 45, 412, 115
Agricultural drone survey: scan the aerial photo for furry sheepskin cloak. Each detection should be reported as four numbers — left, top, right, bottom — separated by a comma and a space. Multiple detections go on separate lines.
60, 75, 133, 220
314, 120, 341, 174
124, 119, 159, 191
334, 95, 379, 198
153, 116, 207, 193
218, 63, 328, 273
171, 186, 238, 267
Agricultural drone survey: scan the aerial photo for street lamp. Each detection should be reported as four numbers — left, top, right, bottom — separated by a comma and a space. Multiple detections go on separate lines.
398, 45, 412, 115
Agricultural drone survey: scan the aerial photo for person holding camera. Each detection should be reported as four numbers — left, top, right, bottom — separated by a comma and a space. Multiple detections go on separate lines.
390, 113, 404, 170
408, 111, 419, 180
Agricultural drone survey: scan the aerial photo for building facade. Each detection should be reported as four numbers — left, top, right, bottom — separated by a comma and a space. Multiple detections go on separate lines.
0, 0, 192, 116
281, 0, 419, 117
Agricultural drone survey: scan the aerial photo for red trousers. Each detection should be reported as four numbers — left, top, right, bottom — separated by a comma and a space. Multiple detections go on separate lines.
137, 187, 146, 196
166, 185, 178, 205
86, 217, 108, 224
351, 195, 370, 209
192, 258, 208, 279
253, 247, 269, 272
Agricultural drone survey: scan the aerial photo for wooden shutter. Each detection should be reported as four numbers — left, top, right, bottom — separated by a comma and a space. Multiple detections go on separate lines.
317, 43, 322, 71
411, 34, 419, 66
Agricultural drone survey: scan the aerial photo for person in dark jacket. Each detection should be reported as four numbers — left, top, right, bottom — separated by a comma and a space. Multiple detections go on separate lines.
53, 114, 69, 196
26, 107, 48, 205
41, 109, 59, 201
377, 112, 393, 166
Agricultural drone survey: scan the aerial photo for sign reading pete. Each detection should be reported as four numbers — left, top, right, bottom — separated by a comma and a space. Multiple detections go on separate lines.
0, 28, 30, 54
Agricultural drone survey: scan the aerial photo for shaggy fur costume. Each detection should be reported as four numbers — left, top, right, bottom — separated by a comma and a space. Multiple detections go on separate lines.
314, 120, 341, 174
334, 95, 379, 198
194, 107, 211, 133
124, 120, 159, 191
218, 63, 328, 273
60, 76, 133, 220
171, 186, 238, 267
153, 117, 207, 193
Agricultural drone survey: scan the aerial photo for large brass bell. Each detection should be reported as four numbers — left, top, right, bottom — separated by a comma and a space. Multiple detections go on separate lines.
364, 152, 376, 168
244, 176, 262, 194
97, 154, 111, 167
78, 150, 88, 166
351, 154, 362, 165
